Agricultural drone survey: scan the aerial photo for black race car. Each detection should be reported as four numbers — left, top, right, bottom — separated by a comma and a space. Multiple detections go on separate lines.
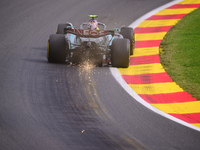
47, 15, 134, 68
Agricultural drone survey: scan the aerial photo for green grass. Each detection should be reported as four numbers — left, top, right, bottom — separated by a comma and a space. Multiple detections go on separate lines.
160, 7, 200, 100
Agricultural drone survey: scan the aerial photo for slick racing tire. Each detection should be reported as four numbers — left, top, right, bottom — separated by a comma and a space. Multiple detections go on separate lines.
56, 23, 72, 34
47, 34, 66, 63
111, 39, 130, 68
120, 27, 134, 55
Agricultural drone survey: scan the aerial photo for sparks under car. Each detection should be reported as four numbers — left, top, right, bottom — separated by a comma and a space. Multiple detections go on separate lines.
47, 15, 134, 68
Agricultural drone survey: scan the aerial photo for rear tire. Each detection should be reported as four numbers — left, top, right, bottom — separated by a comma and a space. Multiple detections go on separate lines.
111, 39, 130, 68
47, 34, 66, 63
120, 27, 134, 55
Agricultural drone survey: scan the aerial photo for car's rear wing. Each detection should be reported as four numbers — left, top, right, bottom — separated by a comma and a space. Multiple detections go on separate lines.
64, 28, 114, 38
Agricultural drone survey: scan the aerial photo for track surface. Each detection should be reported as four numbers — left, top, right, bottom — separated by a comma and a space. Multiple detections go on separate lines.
0, 0, 200, 149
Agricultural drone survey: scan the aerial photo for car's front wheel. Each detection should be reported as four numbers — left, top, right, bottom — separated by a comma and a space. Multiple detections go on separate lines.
56, 23, 72, 34
120, 27, 134, 55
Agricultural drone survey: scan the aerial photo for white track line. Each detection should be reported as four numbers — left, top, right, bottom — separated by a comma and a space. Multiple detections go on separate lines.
110, 0, 200, 132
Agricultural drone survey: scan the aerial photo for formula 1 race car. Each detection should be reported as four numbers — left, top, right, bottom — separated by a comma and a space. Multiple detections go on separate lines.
47, 15, 134, 68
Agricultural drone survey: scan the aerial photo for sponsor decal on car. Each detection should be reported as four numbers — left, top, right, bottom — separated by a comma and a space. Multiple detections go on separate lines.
65, 28, 114, 37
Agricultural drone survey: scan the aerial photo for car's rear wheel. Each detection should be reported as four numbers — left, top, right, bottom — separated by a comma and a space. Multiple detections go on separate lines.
120, 27, 134, 55
111, 39, 130, 68
47, 34, 66, 63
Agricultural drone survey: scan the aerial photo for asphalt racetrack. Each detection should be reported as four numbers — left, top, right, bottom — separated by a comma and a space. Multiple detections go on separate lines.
0, 0, 200, 149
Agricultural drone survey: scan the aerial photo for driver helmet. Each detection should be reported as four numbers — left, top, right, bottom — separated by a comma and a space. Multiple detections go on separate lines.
87, 20, 98, 30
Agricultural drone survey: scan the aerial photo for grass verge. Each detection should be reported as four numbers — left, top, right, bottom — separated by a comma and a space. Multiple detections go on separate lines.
160, 7, 200, 100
